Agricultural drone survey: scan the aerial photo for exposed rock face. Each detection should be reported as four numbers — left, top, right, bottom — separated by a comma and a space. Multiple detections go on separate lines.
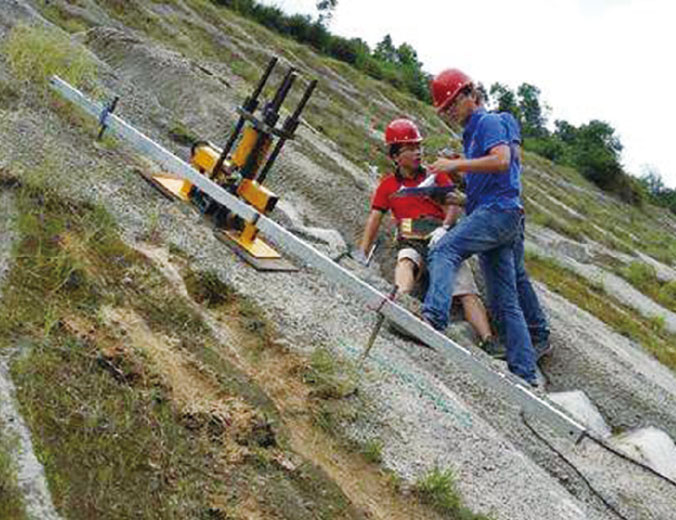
1, 1, 676, 519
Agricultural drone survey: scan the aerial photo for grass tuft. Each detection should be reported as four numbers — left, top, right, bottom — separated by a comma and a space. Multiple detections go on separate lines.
414, 467, 492, 519
303, 347, 357, 399
2, 24, 97, 91
0, 430, 26, 520
414, 467, 460, 512
0, 80, 20, 110
360, 438, 383, 464
183, 268, 235, 308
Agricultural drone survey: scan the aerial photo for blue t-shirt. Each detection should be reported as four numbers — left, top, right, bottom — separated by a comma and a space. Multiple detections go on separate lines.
462, 108, 523, 215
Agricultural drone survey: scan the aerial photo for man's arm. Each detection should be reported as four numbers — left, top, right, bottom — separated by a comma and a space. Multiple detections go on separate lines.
359, 210, 384, 254
432, 144, 511, 175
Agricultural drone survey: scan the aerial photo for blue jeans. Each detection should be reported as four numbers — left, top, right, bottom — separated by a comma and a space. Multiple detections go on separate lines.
422, 207, 537, 382
481, 219, 550, 347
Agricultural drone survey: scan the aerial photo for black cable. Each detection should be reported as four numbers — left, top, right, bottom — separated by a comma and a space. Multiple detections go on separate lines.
583, 431, 676, 489
521, 411, 631, 520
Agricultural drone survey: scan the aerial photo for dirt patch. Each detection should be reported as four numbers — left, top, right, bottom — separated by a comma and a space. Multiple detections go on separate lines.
136, 242, 450, 520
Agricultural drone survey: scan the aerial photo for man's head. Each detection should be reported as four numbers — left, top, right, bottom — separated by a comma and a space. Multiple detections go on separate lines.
385, 119, 423, 175
431, 68, 480, 126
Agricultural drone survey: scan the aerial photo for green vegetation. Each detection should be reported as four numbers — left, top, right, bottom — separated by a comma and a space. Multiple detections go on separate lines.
0, 80, 19, 110
521, 157, 676, 265
1, 24, 97, 91
211, 0, 432, 102
526, 253, 676, 370
414, 467, 491, 519
640, 169, 676, 215
183, 268, 235, 308
619, 262, 676, 314
0, 170, 218, 518
0, 166, 365, 519
34, 1, 90, 33
0, 429, 26, 520
167, 120, 199, 147
303, 346, 357, 400
360, 438, 383, 464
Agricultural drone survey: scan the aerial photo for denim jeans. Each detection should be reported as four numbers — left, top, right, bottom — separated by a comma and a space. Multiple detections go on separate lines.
422, 207, 537, 382
481, 218, 550, 347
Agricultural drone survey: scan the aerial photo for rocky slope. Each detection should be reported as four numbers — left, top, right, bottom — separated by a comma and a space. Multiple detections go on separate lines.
1, 1, 676, 519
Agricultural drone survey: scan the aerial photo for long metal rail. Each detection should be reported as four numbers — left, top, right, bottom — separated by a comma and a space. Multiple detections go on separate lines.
49, 76, 586, 442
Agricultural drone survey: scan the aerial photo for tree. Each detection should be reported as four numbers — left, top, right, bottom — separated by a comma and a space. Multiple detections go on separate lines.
517, 83, 547, 138
316, 0, 338, 25
640, 166, 666, 196
374, 34, 397, 64
489, 83, 520, 119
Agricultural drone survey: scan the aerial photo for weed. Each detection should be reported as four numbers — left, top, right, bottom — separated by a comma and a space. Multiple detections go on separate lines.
649, 315, 666, 334
183, 268, 235, 308
9, 336, 218, 519
167, 120, 198, 147
413, 467, 493, 519
0, 430, 26, 520
384, 469, 402, 492
142, 208, 163, 244
0, 80, 20, 110
2, 24, 97, 91
617, 262, 676, 314
303, 347, 357, 399
623, 261, 656, 288
414, 467, 460, 512
660, 281, 676, 309
34, 1, 90, 33
360, 438, 383, 464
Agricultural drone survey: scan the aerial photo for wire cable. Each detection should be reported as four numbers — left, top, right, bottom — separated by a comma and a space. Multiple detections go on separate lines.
521, 411, 631, 520
583, 431, 676, 488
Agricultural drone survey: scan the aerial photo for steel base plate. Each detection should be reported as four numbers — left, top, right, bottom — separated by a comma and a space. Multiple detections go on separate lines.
216, 231, 298, 271
140, 171, 192, 201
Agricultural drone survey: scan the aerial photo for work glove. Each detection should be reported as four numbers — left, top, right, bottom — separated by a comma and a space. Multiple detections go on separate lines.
349, 248, 369, 266
428, 225, 450, 248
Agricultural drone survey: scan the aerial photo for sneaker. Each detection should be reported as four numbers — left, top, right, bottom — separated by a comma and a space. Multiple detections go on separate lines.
478, 337, 507, 360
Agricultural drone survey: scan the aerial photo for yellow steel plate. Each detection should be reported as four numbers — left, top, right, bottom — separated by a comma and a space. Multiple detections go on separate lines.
223, 230, 281, 259
152, 175, 192, 201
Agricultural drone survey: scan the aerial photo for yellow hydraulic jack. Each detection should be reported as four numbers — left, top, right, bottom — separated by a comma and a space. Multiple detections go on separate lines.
147, 57, 317, 271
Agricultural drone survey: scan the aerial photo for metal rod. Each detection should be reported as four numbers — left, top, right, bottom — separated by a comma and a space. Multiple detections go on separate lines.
263, 69, 297, 128
97, 96, 119, 140
257, 79, 317, 184
49, 75, 587, 443
213, 57, 278, 176
359, 285, 398, 367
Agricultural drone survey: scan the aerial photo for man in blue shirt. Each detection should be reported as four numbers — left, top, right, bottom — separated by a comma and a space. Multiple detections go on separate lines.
422, 68, 544, 385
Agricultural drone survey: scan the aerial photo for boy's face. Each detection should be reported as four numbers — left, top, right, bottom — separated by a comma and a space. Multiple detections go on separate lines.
394, 142, 422, 172
441, 91, 475, 126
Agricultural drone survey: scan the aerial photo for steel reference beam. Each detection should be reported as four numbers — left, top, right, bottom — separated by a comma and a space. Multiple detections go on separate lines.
50, 76, 586, 442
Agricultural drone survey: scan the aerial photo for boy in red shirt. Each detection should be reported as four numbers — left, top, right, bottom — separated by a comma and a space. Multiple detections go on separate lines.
354, 119, 498, 351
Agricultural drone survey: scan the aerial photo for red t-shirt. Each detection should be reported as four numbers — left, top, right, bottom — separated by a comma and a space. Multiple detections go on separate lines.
371, 170, 452, 221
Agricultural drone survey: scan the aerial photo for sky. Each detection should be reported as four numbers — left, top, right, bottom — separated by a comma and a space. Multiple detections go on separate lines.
258, 0, 676, 188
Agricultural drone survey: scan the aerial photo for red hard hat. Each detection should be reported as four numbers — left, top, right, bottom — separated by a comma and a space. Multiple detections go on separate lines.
384, 118, 423, 145
431, 68, 473, 112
